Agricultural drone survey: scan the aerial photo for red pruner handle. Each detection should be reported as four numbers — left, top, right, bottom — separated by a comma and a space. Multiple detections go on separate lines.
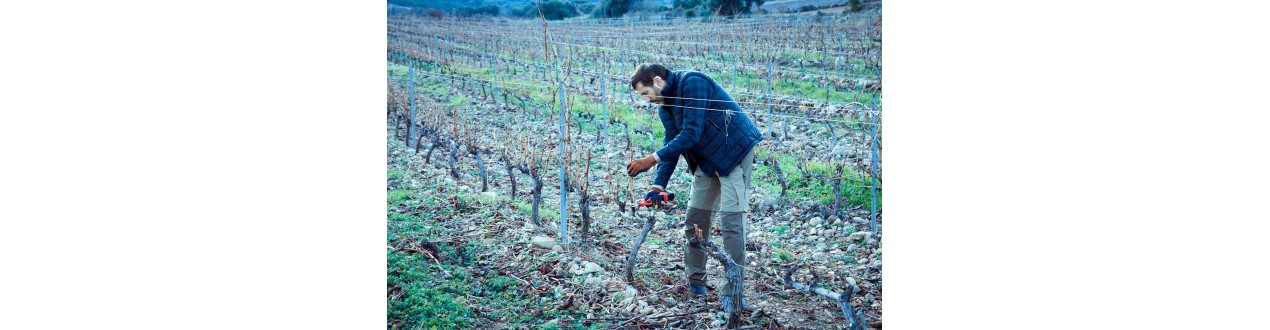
638, 191, 674, 207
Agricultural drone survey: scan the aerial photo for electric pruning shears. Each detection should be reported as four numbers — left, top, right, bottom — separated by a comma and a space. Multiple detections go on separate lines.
638, 190, 676, 207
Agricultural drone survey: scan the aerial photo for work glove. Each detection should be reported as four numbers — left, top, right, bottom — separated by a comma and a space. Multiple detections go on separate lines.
626, 155, 657, 177
639, 190, 675, 207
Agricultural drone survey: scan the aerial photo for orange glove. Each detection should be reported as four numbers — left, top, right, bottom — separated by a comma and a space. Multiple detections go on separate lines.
626, 155, 657, 177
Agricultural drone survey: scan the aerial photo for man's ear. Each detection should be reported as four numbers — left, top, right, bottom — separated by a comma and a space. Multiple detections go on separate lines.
653, 76, 665, 90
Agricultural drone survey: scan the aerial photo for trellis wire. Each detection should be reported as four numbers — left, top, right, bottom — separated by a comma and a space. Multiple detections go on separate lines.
396, 68, 881, 127
395, 22, 879, 82
396, 30, 873, 107
401, 36, 877, 109
388, 13, 883, 241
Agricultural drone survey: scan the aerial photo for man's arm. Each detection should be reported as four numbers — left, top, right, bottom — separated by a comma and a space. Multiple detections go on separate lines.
651, 107, 681, 190
653, 76, 708, 163
650, 153, 678, 191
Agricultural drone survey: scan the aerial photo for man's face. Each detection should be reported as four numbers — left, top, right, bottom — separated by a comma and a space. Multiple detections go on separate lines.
634, 76, 666, 105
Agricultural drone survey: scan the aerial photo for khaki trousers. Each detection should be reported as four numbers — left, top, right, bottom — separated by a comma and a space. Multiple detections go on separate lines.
684, 148, 755, 285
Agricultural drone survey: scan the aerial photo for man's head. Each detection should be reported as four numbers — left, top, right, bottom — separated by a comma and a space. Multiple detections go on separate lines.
630, 63, 670, 104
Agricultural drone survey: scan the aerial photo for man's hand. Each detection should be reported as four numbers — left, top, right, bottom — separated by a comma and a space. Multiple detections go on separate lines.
626, 155, 657, 177
639, 190, 675, 207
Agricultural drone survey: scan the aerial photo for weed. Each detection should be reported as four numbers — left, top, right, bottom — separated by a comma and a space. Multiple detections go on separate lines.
484, 275, 519, 293
772, 247, 793, 262
773, 224, 791, 236
387, 250, 475, 328
388, 189, 416, 206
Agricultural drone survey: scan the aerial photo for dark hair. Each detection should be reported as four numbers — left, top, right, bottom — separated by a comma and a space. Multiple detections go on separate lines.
629, 63, 669, 90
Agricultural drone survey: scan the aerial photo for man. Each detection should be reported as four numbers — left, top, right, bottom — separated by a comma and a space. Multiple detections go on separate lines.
625, 63, 764, 297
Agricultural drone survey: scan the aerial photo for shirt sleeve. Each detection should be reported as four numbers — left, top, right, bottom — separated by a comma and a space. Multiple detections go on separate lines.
652, 106, 680, 189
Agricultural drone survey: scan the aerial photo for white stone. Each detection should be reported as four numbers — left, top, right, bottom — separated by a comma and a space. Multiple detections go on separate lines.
604, 279, 626, 292
830, 145, 849, 157
624, 286, 639, 299
848, 231, 870, 241
531, 236, 558, 249
571, 261, 605, 276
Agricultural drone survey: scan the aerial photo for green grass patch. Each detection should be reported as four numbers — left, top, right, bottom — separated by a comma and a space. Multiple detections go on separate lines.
484, 275, 520, 293
387, 212, 413, 223
748, 147, 881, 210
387, 60, 410, 78
772, 247, 793, 262
713, 69, 880, 105
773, 224, 791, 236
388, 189, 416, 206
511, 199, 560, 223
446, 93, 470, 107
387, 250, 475, 329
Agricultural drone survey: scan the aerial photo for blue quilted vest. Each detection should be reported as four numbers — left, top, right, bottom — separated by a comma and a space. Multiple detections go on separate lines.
651, 70, 765, 189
